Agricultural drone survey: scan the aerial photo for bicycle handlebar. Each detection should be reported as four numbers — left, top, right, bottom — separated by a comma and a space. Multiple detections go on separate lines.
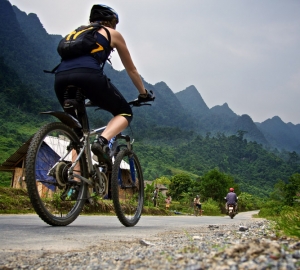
86, 98, 154, 108
128, 99, 153, 107
128, 90, 155, 107
85, 91, 155, 108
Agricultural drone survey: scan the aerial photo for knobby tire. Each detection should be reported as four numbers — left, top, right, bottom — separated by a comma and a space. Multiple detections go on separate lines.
25, 122, 88, 226
111, 148, 144, 227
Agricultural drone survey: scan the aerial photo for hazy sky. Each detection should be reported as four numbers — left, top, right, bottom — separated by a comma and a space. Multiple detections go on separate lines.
8, 0, 300, 124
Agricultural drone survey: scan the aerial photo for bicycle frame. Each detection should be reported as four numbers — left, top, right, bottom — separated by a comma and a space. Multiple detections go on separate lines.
42, 98, 135, 199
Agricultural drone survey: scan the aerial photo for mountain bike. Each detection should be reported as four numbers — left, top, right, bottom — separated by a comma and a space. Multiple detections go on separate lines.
25, 86, 154, 227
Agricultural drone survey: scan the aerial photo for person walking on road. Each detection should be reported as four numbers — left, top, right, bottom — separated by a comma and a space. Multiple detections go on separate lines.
193, 195, 202, 216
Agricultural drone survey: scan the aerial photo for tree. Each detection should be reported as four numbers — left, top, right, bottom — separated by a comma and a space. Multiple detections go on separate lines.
237, 130, 247, 140
169, 173, 193, 200
238, 192, 262, 211
200, 169, 238, 204
284, 173, 300, 206
288, 151, 300, 165
153, 176, 171, 187
269, 180, 286, 202
144, 182, 161, 207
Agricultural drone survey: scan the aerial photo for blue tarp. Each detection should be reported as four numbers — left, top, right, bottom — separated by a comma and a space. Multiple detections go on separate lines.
35, 142, 60, 191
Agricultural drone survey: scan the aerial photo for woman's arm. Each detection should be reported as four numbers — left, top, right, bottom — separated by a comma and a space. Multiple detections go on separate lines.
109, 29, 147, 95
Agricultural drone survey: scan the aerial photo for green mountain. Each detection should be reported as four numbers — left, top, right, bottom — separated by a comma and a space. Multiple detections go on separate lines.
175, 85, 209, 118
0, 1, 59, 103
256, 116, 300, 153
0, 0, 300, 196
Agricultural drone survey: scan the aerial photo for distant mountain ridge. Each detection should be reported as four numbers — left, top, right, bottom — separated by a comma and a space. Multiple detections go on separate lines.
175, 85, 300, 152
175, 85, 209, 117
257, 116, 300, 152
1, 0, 300, 154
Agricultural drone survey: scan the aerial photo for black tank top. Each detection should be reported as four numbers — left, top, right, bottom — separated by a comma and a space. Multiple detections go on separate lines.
56, 32, 112, 73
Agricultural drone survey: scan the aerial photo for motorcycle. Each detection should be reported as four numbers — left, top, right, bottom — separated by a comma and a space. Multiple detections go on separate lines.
227, 204, 237, 219
224, 197, 238, 219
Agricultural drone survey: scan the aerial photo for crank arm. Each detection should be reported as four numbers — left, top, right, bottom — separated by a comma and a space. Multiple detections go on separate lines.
72, 174, 93, 186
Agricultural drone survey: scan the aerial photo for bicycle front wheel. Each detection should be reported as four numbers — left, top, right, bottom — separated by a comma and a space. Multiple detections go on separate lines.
25, 122, 88, 226
111, 148, 144, 227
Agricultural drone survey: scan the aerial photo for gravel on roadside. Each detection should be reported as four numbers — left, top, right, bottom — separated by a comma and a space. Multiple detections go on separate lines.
0, 219, 299, 270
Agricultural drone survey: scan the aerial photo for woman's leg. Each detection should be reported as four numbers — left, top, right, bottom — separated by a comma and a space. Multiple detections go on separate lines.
84, 74, 133, 141
101, 115, 128, 141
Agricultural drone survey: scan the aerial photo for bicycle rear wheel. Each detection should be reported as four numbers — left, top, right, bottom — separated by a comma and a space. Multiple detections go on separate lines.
111, 148, 144, 227
25, 122, 88, 226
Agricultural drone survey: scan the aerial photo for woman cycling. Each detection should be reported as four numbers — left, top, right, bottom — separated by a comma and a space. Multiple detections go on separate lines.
54, 4, 154, 163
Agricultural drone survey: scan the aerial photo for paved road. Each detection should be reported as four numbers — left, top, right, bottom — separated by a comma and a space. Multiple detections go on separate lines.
0, 211, 260, 252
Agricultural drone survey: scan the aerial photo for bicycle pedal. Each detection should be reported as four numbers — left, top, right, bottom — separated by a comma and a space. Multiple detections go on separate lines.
92, 153, 112, 164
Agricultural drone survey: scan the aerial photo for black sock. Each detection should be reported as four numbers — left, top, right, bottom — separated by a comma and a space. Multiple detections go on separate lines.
99, 136, 108, 145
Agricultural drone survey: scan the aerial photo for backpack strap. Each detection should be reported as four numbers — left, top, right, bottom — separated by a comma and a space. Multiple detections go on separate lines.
43, 63, 60, 74
93, 25, 113, 68
100, 25, 111, 45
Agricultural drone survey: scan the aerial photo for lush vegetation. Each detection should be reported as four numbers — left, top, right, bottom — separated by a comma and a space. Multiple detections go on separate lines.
1, 170, 299, 239
143, 171, 299, 238
0, 58, 53, 185
134, 132, 300, 198
143, 169, 263, 214
258, 173, 300, 238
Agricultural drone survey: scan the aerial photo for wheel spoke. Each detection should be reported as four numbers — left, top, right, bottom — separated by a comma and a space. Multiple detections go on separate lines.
25, 122, 88, 226
111, 149, 144, 227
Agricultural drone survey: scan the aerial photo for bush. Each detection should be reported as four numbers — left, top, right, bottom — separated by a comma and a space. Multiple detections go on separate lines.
258, 200, 284, 218
0, 172, 11, 187
276, 205, 300, 238
202, 198, 221, 215
170, 201, 186, 212
259, 202, 300, 238
238, 192, 262, 211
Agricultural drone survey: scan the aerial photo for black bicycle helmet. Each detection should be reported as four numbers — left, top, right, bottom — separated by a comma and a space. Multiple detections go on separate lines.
90, 4, 119, 24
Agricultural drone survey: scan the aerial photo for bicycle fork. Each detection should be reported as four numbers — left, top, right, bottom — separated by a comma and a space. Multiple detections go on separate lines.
117, 153, 136, 189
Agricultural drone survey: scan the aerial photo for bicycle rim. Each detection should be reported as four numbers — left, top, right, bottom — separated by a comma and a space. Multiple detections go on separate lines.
25, 122, 88, 226
111, 148, 144, 227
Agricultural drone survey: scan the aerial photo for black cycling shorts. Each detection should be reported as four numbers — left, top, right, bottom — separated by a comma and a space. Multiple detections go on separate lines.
54, 68, 133, 124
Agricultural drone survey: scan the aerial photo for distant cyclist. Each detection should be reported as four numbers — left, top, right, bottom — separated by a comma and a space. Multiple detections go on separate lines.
54, 4, 154, 163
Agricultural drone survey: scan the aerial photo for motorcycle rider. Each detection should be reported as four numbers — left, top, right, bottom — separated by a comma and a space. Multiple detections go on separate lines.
225, 188, 238, 213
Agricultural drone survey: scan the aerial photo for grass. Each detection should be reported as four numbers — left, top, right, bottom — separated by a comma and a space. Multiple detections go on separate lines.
0, 187, 34, 214
0, 187, 234, 217
272, 208, 300, 238
0, 187, 171, 216
258, 204, 300, 238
